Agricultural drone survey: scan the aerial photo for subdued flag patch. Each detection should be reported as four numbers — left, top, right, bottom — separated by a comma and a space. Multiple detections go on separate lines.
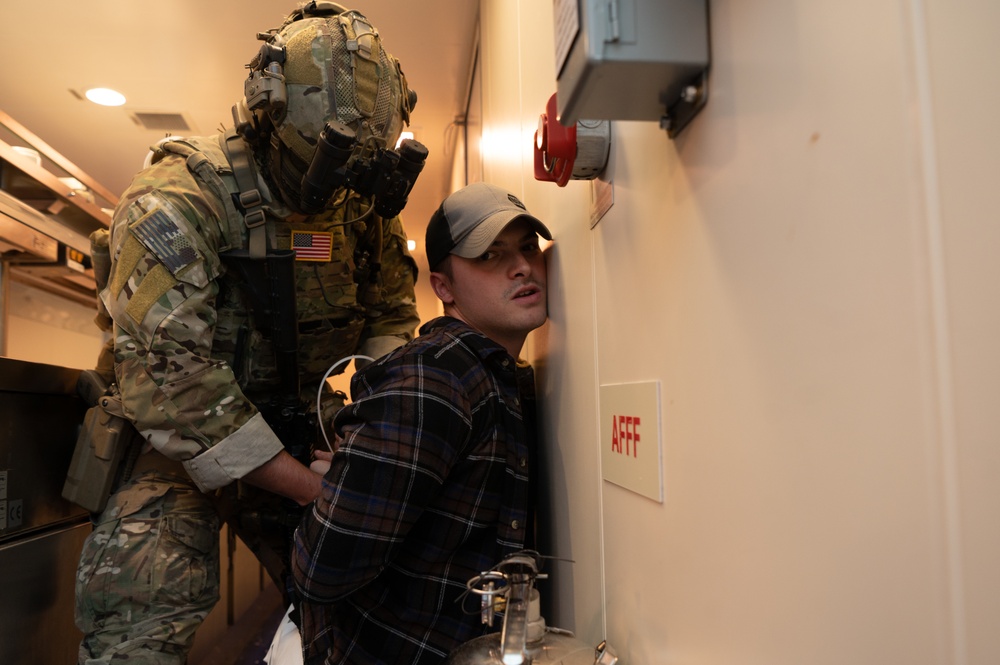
132, 208, 199, 274
291, 230, 333, 262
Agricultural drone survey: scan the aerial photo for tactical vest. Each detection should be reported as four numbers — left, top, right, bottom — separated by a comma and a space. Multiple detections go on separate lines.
152, 131, 385, 399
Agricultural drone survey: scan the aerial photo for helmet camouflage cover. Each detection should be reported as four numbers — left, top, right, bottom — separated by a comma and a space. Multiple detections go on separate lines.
256, 7, 413, 163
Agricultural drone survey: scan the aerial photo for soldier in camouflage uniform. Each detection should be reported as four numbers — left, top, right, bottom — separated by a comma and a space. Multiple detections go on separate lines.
73, 4, 424, 663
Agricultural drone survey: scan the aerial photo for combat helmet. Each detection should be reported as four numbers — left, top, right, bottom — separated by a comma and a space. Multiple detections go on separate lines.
233, 1, 418, 214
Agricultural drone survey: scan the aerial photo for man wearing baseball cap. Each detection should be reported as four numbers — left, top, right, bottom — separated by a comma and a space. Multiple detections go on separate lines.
293, 182, 551, 664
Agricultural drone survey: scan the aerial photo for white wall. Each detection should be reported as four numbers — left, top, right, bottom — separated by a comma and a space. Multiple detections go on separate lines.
475, 1, 1000, 663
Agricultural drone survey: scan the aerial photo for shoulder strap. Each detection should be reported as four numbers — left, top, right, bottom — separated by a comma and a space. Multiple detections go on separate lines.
156, 132, 268, 258
219, 129, 269, 259
157, 135, 253, 255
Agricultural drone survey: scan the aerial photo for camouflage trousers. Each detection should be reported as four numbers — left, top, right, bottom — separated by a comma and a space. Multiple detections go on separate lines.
74, 470, 221, 665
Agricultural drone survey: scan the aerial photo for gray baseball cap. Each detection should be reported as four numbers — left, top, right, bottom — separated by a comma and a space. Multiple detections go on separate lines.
425, 182, 552, 270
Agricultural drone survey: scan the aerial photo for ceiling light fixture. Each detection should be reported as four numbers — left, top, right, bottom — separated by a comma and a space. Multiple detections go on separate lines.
407, 239, 417, 251
85, 87, 126, 107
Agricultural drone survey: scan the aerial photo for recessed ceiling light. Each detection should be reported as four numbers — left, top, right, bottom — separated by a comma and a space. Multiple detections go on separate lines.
407, 239, 416, 251
85, 88, 126, 107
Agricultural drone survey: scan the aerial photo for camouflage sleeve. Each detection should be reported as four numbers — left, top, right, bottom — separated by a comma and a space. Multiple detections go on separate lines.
103, 167, 283, 491
362, 213, 420, 343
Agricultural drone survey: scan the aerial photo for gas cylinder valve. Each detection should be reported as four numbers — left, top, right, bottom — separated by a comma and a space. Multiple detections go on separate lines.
446, 551, 617, 665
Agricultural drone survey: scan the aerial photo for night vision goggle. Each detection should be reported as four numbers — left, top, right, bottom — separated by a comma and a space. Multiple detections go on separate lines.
299, 120, 428, 218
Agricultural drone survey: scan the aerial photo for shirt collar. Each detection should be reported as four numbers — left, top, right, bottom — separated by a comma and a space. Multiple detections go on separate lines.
420, 316, 516, 367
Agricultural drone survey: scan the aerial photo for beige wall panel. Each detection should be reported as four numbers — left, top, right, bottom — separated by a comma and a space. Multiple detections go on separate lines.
471, 0, 1000, 663
921, 0, 1000, 662
479, 0, 608, 644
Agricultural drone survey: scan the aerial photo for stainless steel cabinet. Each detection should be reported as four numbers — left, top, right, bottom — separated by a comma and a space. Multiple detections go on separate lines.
0, 357, 90, 664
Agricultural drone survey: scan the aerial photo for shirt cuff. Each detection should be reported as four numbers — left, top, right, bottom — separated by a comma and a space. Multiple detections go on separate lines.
183, 412, 284, 491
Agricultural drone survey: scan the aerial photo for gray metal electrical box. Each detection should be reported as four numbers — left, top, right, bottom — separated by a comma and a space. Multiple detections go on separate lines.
553, 0, 710, 137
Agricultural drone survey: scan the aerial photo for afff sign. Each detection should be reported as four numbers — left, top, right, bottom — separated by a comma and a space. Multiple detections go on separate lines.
599, 381, 663, 502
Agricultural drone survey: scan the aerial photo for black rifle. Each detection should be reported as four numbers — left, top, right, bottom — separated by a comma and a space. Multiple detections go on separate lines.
220, 248, 315, 463
219, 248, 317, 600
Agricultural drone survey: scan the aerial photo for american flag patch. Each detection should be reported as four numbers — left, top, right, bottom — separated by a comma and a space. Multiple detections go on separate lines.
132, 208, 199, 274
291, 230, 333, 262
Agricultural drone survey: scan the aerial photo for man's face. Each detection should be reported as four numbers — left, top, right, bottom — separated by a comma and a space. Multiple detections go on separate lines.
432, 218, 548, 355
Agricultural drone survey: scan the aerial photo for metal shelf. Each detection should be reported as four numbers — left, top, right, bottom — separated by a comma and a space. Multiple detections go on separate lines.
0, 110, 118, 308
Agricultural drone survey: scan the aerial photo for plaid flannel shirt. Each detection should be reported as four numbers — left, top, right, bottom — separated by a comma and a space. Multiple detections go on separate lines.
292, 317, 537, 665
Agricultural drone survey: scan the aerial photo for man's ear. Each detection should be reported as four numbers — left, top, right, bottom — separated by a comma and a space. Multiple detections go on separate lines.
429, 271, 455, 305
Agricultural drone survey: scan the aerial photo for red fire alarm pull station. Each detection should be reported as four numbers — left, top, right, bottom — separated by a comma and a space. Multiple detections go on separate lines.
534, 93, 611, 187
534, 93, 576, 187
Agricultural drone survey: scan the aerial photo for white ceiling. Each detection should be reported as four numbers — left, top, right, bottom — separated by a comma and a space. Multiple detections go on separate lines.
0, 1, 480, 255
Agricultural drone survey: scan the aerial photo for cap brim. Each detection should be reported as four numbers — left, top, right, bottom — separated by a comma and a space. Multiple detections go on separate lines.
451, 212, 552, 259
